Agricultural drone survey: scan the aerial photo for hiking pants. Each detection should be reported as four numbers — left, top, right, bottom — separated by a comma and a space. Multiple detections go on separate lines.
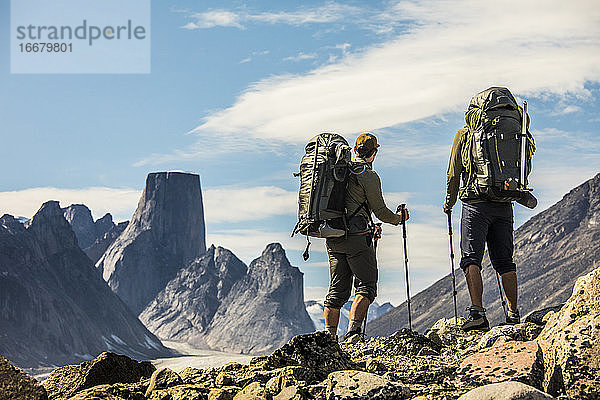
324, 234, 377, 309
460, 201, 516, 275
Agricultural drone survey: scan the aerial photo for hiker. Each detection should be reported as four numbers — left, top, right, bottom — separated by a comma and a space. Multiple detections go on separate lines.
323, 132, 409, 341
443, 87, 536, 331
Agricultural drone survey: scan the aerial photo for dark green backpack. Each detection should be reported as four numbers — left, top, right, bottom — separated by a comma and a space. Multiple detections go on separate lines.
460, 87, 536, 203
292, 133, 351, 239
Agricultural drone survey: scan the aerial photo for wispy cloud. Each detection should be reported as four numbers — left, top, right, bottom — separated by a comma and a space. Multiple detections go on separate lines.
203, 186, 296, 223
284, 52, 318, 62
188, 0, 599, 145
0, 187, 141, 222
206, 229, 308, 265
183, 3, 363, 30
0, 185, 299, 226
183, 10, 243, 29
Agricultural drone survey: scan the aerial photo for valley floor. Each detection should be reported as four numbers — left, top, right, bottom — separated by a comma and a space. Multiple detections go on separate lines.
150, 340, 254, 373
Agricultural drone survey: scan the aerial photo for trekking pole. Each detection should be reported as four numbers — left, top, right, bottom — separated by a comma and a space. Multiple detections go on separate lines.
520, 101, 528, 189
495, 272, 508, 320
364, 222, 382, 340
397, 204, 412, 331
447, 211, 459, 325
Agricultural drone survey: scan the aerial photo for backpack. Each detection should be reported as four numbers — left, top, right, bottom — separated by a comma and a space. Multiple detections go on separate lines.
460, 87, 536, 203
292, 133, 352, 240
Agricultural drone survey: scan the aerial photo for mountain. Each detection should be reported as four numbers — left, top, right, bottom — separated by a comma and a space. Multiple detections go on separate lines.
96, 172, 207, 314
368, 172, 600, 335
202, 243, 315, 354
0, 201, 170, 369
139, 245, 247, 346
62, 204, 128, 263
305, 299, 394, 336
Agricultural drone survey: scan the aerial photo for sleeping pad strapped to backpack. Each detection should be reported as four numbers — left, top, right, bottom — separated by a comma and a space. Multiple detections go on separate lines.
293, 133, 352, 238
460, 87, 536, 203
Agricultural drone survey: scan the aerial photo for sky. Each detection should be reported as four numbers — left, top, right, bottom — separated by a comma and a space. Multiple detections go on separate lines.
1, 0, 599, 307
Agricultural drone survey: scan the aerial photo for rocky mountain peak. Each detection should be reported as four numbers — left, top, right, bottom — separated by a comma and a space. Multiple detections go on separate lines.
97, 171, 207, 314
0, 214, 26, 235
25, 201, 79, 254
139, 245, 247, 345
202, 243, 315, 354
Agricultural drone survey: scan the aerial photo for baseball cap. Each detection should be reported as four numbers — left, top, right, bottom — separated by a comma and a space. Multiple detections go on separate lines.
354, 133, 380, 156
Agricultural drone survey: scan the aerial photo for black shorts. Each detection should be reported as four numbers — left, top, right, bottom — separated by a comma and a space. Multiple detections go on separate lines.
323, 234, 377, 309
460, 202, 516, 275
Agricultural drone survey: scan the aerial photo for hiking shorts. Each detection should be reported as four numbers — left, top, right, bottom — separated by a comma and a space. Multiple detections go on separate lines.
324, 234, 377, 309
460, 201, 516, 275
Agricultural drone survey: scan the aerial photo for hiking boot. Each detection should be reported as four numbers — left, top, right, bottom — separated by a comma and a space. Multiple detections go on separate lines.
462, 306, 490, 332
340, 329, 362, 343
505, 309, 520, 325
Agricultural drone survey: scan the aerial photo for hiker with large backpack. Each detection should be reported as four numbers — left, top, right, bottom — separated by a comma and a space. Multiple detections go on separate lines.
442, 87, 537, 332
293, 132, 409, 341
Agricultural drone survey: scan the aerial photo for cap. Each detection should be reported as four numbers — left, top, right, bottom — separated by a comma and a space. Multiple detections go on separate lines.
354, 133, 380, 156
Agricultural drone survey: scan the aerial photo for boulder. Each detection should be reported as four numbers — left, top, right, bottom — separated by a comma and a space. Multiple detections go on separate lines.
145, 367, 183, 396
233, 382, 269, 400
478, 323, 544, 350
0, 355, 48, 400
68, 383, 146, 400
457, 381, 554, 400
525, 305, 564, 326
265, 366, 315, 396
325, 370, 410, 400
457, 341, 543, 389
536, 267, 600, 399
43, 352, 155, 399
256, 331, 356, 380
147, 384, 210, 400
208, 386, 240, 400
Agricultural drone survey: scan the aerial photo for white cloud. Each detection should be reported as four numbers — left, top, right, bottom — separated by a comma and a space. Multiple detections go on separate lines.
184, 10, 243, 29
284, 52, 318, 62
0, 185, 298, 226
203, 186, 296, 223
554, 105, 582, 115
189, 0, 600, 146
206, 229, 310, 265
184, 3, 363, 30
0, 187, 141, 222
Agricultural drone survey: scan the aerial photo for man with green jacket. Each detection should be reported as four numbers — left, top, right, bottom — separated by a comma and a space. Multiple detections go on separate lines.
443, 127, 520, 331
324, 132, 409, 341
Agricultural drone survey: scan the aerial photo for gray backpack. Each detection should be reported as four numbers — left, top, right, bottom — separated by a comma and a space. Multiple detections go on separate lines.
292, 133, 352, 240
460, 87, 536, 204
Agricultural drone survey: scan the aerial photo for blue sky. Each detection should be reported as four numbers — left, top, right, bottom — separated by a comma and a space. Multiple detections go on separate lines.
1, 0, 599, 306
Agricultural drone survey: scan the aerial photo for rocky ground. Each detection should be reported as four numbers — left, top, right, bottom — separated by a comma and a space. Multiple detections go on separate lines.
3, 266, 600, 400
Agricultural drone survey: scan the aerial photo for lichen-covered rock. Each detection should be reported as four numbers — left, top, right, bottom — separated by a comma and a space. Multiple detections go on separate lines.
271, 385, 307, 400
208, 386, 240, 400
457, 381, 554, 400
457, 341, 543, 388
0, 355, 48, 400
147, 384, 209, 400
478, 323, 544, 350
265, 366, 315, 396
233, 381, 270, 400
536, 267, 600, 399
525, 305, 564, 326
43, 352, 155, 400
145, 367, 183, 396
68, 383, 146, 400
257, 331, 355, 380
325, 370, 410, 400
